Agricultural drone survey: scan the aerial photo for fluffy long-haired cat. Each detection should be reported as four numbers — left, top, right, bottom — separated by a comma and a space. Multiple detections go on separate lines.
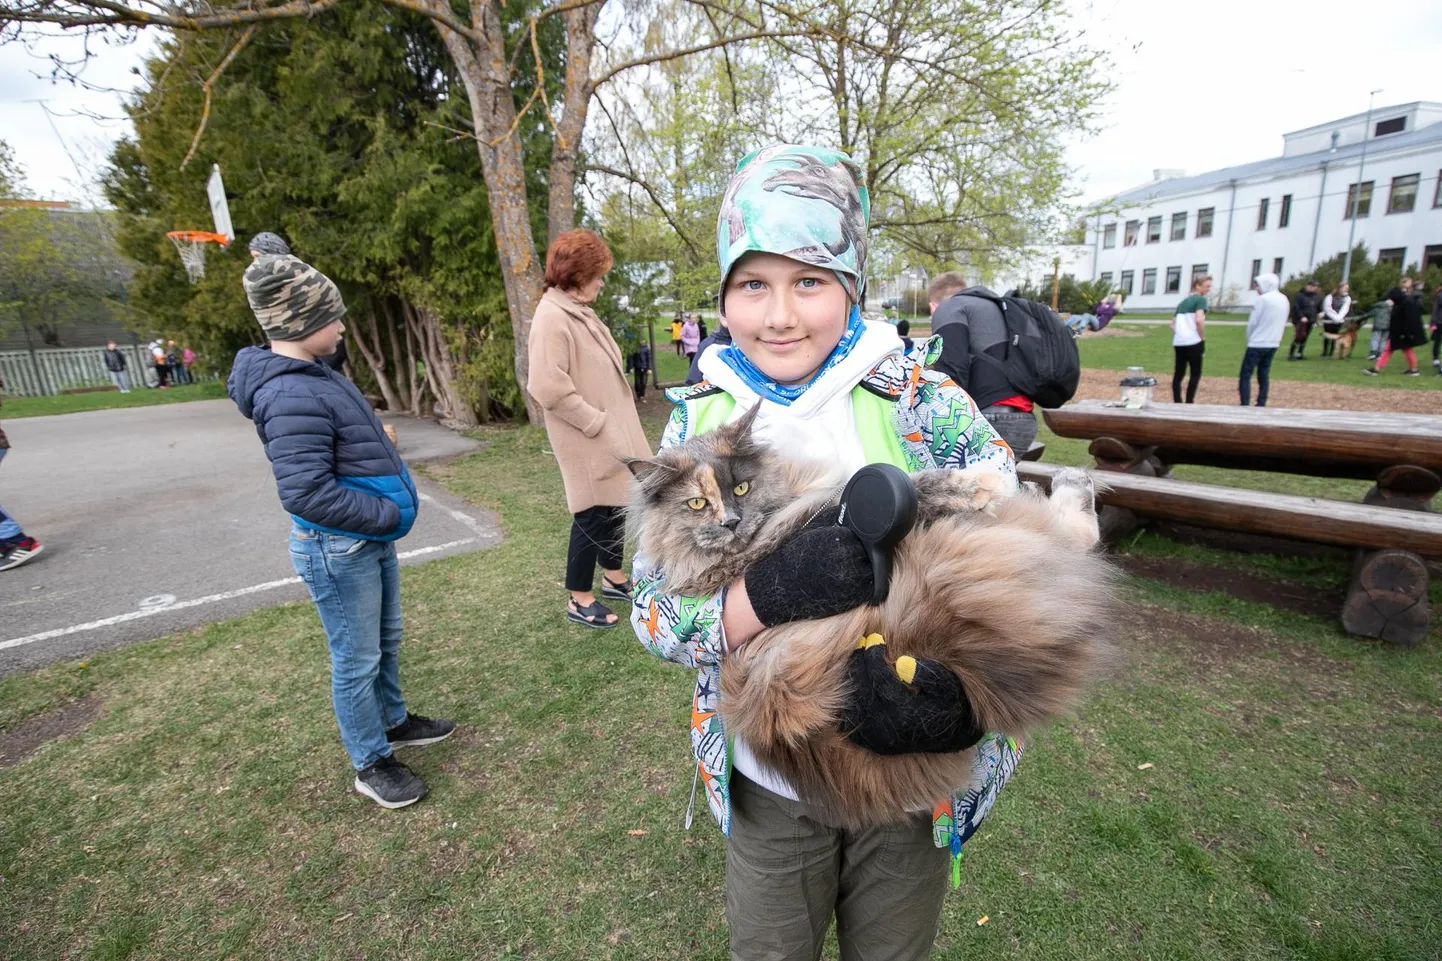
628, 406, 1117, 829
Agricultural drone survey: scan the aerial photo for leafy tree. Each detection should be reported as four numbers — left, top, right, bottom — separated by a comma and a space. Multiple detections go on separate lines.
6, 0, 1108, 422
1277, 245, 1440, 316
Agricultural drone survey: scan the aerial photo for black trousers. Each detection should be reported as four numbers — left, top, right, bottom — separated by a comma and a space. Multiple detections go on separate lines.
1172, 342, 1204, 404
632, 367, 647, 398
566, 505, 625, 592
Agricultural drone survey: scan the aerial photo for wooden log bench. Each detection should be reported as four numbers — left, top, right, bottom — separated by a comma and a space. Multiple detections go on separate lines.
1036, 402, 1442, 645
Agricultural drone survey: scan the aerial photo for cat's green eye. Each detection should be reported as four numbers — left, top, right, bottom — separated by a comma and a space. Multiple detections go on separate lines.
733, 481, 750, 496
686, 497, 707, 511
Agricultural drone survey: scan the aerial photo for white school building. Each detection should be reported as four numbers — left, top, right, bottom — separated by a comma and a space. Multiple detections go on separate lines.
1084, 101, 1442, 310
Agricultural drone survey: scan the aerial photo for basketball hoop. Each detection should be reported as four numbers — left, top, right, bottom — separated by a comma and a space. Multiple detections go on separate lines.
166, 230, 230, 283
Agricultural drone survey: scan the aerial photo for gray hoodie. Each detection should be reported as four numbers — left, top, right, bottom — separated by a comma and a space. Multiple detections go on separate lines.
1246, 273, 1290, 348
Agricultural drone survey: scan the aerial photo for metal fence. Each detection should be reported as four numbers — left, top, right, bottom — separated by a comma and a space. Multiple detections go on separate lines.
0, 345, 215, 397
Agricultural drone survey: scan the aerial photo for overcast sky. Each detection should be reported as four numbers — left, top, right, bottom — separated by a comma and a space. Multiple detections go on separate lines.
1, 0, 1439, 210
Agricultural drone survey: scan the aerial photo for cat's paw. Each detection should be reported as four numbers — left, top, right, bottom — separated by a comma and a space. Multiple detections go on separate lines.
1048, 468, 1103, 548
913, 467, 1010, 520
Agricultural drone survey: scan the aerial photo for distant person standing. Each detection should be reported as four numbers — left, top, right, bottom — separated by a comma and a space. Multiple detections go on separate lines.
680, 313, 701, 362
1365, 296, 1393, 359
1239, 273, 1289, 406
697, 315, 709, 342
182, 346, 198, 381
103, 340, 131, 393
895, 319, 914, 353
0, 404, 44, 571
685, 316, 732, 385
1319, 282, 1351, 358
1365, 277, 1426, 376
1171, 275, 1210, 403
1287, 279, 1321, 360
1430, 284, 1442, 375
671, 314, 684, 356
626, 341, 653, 400
166, 340, 185, 384
148, 338, 170, 388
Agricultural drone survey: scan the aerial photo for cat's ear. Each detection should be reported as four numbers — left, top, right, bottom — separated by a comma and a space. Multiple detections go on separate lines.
731, 403, 764, 456
627, 458, 679, 495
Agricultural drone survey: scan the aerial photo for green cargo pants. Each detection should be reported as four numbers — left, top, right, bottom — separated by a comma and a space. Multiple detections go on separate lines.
726, 771, 949, 961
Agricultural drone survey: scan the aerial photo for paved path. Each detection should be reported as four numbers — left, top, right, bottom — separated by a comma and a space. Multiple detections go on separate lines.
0, 401, 500, 675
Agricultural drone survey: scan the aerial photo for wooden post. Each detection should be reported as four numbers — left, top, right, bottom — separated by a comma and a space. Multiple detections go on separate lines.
1086, 436, 1167, 543
647, 318, 659, 390
1050, 257, 1061, 312
1343, 464, 1436, 646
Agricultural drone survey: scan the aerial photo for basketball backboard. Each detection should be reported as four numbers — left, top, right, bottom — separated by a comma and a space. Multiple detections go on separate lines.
207, 164, 233, 245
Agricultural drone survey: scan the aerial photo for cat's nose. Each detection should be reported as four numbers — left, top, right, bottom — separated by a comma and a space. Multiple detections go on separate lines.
722, 515, 741, 531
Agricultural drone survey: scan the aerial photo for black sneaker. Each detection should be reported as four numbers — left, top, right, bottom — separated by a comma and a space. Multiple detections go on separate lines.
0, 536, 44, 571
386, 712, 456, 748
355, 754, 427, 809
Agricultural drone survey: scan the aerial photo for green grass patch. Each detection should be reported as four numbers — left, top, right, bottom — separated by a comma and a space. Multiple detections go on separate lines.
0, 381, 227, 418
1, 403, 1439, 959
1078, 323, 1433, 391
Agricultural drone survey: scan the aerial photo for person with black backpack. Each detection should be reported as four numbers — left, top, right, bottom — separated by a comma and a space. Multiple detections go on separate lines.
927, 272, 1080, 457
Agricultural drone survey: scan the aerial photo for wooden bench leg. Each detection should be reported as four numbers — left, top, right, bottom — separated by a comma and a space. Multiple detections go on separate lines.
1340, 549, 1430, 647
1087, 436, 1166, 544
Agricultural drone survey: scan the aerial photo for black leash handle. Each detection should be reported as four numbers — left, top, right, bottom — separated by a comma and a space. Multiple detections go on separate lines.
837, 463, 917, 605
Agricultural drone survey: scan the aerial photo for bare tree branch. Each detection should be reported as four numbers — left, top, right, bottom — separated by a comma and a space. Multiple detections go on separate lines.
587, 162, 703, 259
589, 27, 820, 89
178, 24, 255, 169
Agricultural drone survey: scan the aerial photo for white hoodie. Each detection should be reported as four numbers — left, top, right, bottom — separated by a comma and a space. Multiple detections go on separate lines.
1246, 273, 1291, 348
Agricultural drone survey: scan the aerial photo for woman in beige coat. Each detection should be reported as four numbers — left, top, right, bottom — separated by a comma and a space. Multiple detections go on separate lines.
528, 230, 651, 628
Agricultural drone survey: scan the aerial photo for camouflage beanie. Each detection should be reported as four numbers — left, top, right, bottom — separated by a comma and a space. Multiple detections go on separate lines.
243, 255, 346, 342
716, 144, 870, 306
248, 231, 291, 256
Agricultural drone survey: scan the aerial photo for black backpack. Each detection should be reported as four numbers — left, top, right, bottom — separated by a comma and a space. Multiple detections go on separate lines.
970, 292, 1080, 409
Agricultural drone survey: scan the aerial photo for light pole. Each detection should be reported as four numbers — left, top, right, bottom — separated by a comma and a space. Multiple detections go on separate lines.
1341, 88, 1383, 284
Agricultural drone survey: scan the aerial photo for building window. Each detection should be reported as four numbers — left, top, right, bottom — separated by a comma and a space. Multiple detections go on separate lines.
1424, 246, 1442, 272
1146, 216, 1162, 244
1170, 212, 1186, 241
1272, 257, 1284, 277
1103, 224, 1117, 248
1141, 268, 1157, 295
1434, 171, 1442, 208
1119, 270, 1134, 295
1257, 197, 1269, 230
1191, 264, 1210, 287
1196, 207, 1214, 237
1250, 259, 1262, 285
1344, 181, 1373, 219
1099, 271, 1113, 289
1164, 266, 1181, 294
1374, 116, 1406, 137
1124, 220, 1140, 246
1279, 194, 1292, 228
1377, 247, 1406, 268
1387, 174, 1420, 214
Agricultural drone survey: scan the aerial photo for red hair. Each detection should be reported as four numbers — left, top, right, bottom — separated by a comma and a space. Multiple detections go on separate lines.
544, 229, 614, 290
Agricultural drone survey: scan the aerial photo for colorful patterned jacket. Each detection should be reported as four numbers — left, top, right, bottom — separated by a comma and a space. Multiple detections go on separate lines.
630, 344, 1025, 869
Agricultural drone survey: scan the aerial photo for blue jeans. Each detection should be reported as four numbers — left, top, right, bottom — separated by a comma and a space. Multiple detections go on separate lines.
0, 448, 21, 542
1238, 347, 1277, 407
289, 525, 407, 770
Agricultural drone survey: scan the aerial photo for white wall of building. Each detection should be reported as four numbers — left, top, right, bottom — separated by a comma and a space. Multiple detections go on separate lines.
1085, 108, 1442, 311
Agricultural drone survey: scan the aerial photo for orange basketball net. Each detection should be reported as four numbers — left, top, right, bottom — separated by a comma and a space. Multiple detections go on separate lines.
166, 230, 230, 283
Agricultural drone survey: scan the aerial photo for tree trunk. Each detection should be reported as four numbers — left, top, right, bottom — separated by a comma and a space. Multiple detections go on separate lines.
430, 6, 544, 423
546, 5, 598, 247
382, 298, 412, 406
349, 306, 405, 412
401, 297, 478, 428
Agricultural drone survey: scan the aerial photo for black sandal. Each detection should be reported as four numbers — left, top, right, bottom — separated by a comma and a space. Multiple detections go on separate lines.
600, 576, 633, 602
567, 597, 619, 629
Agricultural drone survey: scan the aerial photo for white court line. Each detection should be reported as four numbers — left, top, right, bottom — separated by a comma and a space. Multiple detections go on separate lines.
416, 492, 492, 538
0, 538, 476, 653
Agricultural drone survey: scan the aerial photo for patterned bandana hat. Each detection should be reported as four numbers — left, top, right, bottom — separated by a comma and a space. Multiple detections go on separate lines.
714, 144, 872, 404
243, 255, 347, 342
247, 231, 291, 256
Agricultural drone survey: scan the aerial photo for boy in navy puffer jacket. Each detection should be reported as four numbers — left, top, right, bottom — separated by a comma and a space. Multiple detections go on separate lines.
228, 254, 453, 809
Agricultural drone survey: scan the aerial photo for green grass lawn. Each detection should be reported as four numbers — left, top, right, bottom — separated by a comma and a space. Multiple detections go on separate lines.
1079, 323, 1438, 392
1, 404, 1439, 960
0, 381, 227, 418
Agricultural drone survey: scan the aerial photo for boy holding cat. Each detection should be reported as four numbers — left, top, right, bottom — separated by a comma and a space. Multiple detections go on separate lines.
630, 145, 1018, 960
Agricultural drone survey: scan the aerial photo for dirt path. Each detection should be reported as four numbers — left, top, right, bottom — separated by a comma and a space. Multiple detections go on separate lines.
1073, 368, 1439, 413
